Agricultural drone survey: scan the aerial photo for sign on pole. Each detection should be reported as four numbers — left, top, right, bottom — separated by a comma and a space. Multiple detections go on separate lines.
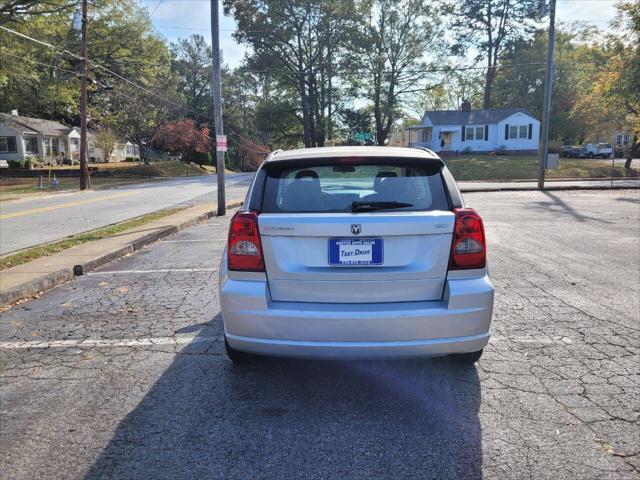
216, 135, 227, 152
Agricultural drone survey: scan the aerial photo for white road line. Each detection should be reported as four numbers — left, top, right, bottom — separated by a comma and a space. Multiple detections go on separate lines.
0, 335, 219, 349
87, 268, 217, 275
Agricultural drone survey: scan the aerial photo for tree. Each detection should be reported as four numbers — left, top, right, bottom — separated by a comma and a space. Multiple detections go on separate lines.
225, 0, 358, 147
338, 107, 373, 144
449, 0, 539, 109
570, 3, 639, 168
171, 35, 212, 117
492, 25, 608, 143
152, 119, 211, 163
0, 0, 75, 26
0, 0, 175, 140
354, 0, 442, 145
95, 127, 118, 162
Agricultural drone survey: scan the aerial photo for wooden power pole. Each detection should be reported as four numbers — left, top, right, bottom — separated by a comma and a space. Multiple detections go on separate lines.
211, 0, 226, 215
79, 0, 90, 190
537, 0, 556, 190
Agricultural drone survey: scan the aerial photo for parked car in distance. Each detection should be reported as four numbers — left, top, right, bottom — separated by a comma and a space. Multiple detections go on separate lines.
569, 146, 589, 158
219, 146, 494, 365
0, 159, 9, 169
559, 145, 574, 158
583, 143, 613, 159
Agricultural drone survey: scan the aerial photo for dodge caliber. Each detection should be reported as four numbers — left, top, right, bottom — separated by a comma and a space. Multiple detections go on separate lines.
219, 147, 494, 364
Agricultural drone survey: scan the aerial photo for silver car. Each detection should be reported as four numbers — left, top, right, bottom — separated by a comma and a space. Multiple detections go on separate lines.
219, 147, 494, 364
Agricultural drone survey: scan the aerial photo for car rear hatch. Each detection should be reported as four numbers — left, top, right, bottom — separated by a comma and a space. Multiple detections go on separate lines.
257, 157, 455, 304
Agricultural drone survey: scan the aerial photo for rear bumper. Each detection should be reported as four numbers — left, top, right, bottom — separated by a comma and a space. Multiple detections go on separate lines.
219, 267, 494, 359
226, 332, 490, 359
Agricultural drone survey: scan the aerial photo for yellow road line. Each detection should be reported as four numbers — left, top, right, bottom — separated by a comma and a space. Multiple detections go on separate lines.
0, 191, 138, 220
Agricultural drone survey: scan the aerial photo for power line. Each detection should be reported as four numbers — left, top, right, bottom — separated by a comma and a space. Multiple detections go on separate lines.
149, 0, 165, 17
0, 50, 82, 77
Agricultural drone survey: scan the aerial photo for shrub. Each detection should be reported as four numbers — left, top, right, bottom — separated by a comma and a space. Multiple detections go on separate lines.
462, 146, 473, 154
7, 160, 22, 169
496, 145, 507, 155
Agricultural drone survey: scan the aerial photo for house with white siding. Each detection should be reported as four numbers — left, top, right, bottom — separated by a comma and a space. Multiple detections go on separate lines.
0, 112, 80, 163
405, 101, 540, 155
0, 111, 140, 164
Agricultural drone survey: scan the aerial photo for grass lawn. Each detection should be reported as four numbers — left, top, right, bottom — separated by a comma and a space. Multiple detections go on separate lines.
0, 206, 188, 270
0, 161, 210, 201
443, 155, 640, 181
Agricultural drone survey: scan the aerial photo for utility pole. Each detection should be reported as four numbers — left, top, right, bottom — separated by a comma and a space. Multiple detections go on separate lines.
537, 0, 556, 189
210, 0, 225, 215
79, 0, 90, 190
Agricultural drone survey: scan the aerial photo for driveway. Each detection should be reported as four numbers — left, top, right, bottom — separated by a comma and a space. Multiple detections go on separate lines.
0, 189, 638, 479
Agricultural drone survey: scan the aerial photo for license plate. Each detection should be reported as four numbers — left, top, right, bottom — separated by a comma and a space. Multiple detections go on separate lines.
328, 238, 383, 266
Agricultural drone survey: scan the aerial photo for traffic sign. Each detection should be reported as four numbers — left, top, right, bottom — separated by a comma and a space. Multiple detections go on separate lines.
216, 135, 227, 152
354, 132, 373, 143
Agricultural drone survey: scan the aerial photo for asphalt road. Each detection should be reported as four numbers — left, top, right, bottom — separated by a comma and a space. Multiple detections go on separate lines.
0, 189, 638, 479
0, 173, 255, 255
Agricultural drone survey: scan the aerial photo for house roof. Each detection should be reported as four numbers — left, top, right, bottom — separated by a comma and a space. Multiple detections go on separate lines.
422, 108, 537, 126
0, 113, 73, 136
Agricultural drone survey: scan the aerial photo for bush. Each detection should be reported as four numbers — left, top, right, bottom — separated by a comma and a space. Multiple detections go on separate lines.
462, 146, 473, 154
496, 145, 507, 155
124, 157, 137, 162
7, 160, 22, 169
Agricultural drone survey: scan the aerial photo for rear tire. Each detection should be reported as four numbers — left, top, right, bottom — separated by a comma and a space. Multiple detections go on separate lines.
225, 337, 254, 363
452, 349, 483, 365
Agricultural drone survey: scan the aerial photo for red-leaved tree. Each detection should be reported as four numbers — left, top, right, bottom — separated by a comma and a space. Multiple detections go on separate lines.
152, 120, 211, 164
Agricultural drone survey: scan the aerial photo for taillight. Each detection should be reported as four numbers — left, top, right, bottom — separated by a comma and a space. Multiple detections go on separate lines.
227, 211, 265, 272
449, 208, 486, 270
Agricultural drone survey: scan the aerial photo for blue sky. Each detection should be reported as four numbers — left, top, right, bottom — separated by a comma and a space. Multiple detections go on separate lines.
141, 0, 618, 69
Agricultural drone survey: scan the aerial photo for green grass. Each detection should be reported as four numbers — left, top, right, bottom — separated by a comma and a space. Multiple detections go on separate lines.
0, 161, 210, 200
443, 155, 639, 181
0, 206, 188, 270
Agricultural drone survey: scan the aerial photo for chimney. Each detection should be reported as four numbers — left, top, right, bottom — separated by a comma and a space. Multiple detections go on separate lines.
460, 100, 471, 112
11, 109, 19, 116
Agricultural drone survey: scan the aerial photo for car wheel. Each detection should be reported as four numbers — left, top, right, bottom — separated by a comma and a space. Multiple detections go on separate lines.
452, 349, 483, 365
225, 337, 255, 363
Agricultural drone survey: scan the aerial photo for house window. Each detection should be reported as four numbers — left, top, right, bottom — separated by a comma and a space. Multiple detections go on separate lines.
616, 134, 623, 145
126, 145, 134, 156
509, 125, 529, 139
0, 136, 18, 153
465, 126, 486, 141
24, 136, 39, 154
43, 137, 59, 155
519, 125, 528, 139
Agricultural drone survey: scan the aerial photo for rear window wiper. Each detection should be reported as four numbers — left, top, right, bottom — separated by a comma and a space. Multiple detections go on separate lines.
351, 201, 413, 212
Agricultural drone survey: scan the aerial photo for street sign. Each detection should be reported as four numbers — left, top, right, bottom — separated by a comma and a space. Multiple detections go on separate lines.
354, 132, 373, 143
216, 135, 227, 152
546, 153, 559, 169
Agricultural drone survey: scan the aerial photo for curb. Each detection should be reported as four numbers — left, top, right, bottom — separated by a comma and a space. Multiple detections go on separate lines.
0, 269, 74, 306
1, 201, 243, 307
460, 184, 640, 193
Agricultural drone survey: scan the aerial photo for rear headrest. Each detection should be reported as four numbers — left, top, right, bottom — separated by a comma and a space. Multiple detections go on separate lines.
295, 170, 319, 180
374, 171, 398, 190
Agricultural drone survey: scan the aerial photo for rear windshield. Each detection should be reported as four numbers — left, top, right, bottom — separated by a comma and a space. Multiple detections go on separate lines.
261, 159, 448, 213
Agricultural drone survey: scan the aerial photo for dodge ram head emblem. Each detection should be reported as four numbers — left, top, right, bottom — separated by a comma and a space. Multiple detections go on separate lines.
351, 224, 361, 235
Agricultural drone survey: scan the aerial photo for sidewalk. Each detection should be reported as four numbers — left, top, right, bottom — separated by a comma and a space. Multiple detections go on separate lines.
0, 200, 242, 306
458, 178, 640, 192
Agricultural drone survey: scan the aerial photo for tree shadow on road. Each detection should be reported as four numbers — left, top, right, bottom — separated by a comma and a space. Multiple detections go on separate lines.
532, 191, 612, 223
85, 314, 483, 479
